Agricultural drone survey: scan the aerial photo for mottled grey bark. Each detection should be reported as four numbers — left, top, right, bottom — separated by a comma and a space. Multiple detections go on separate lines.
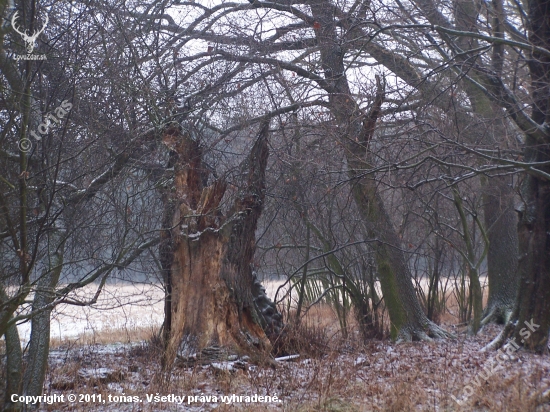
510, 0, 550, 352
308, 0, 451, 341
417, 0, 520, 327
22, 237, 64, 406
3, 320, 22, 412
481, 177, 518, 325
486, 0, 550, 353
453, 0, 519, 327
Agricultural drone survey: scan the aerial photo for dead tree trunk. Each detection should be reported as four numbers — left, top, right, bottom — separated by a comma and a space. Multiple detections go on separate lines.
160, 122, 279, 368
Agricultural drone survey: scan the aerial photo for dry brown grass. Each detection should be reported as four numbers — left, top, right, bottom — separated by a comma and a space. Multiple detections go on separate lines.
23, 304, 548, 411
4, 284, 550, 411
49, 325, 157, 348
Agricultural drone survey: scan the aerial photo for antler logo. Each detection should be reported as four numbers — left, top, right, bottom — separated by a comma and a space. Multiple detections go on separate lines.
11, 11, 48, 54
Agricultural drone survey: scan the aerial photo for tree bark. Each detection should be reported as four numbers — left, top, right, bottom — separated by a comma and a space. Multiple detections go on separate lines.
22, 236, 65, 406
308, 0, 450, 341
160, 122, 281, 368
502, 0, 550, 353
481, 177, 518, 325
3, 319, 22, 412
451, 0, 519, 327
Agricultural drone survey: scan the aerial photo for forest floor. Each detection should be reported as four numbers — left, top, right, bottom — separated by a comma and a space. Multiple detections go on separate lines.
5, 282, 550, 411
37, 311, 550, 411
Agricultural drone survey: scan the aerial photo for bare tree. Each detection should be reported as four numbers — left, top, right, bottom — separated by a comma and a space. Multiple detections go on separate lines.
0, 1, 166, 407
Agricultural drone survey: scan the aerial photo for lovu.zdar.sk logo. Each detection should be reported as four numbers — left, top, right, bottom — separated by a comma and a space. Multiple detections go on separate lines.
11, 11, 48, 61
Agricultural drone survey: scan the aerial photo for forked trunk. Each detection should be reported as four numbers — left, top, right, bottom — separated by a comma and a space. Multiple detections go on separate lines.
309, 0, 451, 340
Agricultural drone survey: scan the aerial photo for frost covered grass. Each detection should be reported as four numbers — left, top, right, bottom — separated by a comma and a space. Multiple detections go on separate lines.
49, 325, 158, 348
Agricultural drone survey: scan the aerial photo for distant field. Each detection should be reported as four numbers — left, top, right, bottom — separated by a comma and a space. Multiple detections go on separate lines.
16, 280, 289, 343
15, 275, 486, 343
16, 283, 165, 343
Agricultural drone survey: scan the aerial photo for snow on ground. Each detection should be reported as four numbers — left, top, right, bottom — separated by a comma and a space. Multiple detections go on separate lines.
16, 280, 287, 343
40, 323, 550, 411
8, 277, 550, 411
17, 283, 165, 342
15, 275, 481, 343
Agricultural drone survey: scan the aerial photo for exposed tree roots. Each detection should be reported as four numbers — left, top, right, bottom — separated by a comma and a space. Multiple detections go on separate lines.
396, 321, 455, 343
480, 303, 514, 327
481, 320, 515, 352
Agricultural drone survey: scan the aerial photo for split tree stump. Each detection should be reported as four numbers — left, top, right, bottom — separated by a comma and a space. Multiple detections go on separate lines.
159, 122, 280, 368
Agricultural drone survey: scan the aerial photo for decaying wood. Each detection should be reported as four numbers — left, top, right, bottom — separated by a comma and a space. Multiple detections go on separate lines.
176, 345, 239, 366
160, 121, 280, 369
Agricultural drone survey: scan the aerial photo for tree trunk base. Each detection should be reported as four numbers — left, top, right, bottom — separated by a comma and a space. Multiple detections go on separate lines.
396, 321, 455, 342
481, 320, 515, 352
481, 303, 514, 326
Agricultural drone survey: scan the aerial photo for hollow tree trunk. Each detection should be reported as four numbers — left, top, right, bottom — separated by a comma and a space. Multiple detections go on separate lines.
160, 122, 281, 368
309, 1, 450, 341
